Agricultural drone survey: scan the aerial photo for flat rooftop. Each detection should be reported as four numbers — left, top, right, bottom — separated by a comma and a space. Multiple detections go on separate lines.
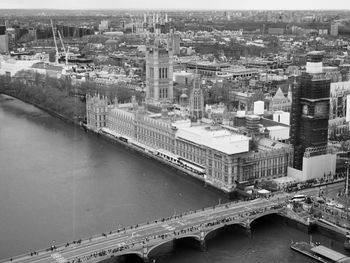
176, 125, 249, 155
311, 245, 349, 262
257, 138, 290, 151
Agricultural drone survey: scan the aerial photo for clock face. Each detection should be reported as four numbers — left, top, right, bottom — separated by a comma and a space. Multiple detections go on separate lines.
315, 104, 321, 114
302, 105, 309, 115
315, 102, 328, 116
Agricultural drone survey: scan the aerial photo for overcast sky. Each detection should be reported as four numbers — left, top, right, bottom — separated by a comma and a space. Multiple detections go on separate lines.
0, 0, 349, 10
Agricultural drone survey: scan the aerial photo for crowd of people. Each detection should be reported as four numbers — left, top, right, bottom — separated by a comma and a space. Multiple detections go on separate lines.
57, 202, 286, 263
22, 197, 287, 263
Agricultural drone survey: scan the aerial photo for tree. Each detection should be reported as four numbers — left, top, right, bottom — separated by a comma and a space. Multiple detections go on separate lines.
0, 70, 86, 121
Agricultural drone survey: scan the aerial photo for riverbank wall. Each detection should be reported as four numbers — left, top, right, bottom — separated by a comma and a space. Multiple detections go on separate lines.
315, 220, 349, 242
283, 216, 316, 234
1, 93, 237, 198
0, 93, 81, 127
282, 209, 348, 243
89, 126, 238, 199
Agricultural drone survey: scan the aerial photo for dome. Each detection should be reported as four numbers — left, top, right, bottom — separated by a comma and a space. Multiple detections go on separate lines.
180, 93, 188, 99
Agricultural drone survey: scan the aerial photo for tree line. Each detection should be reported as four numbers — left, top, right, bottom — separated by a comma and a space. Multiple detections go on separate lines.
0, 71, 143, 122
0, 72, 86, 121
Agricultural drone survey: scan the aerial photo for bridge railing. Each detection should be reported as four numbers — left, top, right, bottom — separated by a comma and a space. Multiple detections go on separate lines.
57, 203, 288, 263
0, 198, 289, 263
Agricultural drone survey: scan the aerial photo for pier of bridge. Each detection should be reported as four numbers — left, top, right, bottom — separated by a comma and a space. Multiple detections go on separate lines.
0, 196, 290, 263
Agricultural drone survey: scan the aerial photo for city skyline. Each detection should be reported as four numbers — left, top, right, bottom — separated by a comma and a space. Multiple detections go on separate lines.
0, 0, 350, 10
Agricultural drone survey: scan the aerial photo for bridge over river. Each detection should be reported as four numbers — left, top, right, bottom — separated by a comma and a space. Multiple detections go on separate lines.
0, 194, 291, 263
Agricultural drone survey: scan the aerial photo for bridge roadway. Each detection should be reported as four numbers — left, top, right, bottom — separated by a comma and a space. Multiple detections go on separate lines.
1, 182, 345, 263
1, 193, 294, 263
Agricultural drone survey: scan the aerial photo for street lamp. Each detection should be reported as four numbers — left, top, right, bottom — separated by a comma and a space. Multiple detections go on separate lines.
345, 161, 349, 221
346, 161, 349, 196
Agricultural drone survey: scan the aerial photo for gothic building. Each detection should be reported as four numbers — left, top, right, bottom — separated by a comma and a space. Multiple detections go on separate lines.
189, 78, 204, 121
145, 41, 174, 102
86, 93, 110, 129
269, 87, 292, 112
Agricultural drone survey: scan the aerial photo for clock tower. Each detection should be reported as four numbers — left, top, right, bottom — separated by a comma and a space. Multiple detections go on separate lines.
290, 51, 331, 170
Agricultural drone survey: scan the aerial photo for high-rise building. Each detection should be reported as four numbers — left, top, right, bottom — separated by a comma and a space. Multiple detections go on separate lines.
0, 25, 6, 35
290, 51, 331, 170
99, 20, 109, 32
0, 35, 9, 54
330, 22, 339, 36
167, 33, 180, 55
28, 28, 37, 41
145, 41, 173, 102
0, 21, 8, 54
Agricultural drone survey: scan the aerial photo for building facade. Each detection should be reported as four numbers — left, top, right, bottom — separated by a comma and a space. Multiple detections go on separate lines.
145, 42, 174, 102
108, 106, 136, 139
86, 94, 293, 192
269, 87, 292, 112
189, 78, 204, 121
175, 125, 293, 190
328, 81, 350, 138
86, 93, 109, 129
186, 61, 231, 77
135, 111, 176, 153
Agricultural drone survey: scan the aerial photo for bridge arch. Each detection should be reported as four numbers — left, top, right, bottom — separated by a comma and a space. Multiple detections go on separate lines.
248, 211, 283, 228
95, 251, 144, 263
203, 221, 248, 240
203, 208, 285, 240
146, 234, 201, 258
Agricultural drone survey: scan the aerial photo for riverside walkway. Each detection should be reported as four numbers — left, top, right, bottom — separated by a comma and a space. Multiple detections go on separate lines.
0, 195, 289, 263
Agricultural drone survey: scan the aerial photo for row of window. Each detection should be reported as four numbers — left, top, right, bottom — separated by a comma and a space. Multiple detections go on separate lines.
159, 88, 169, 99
242, 166, 287, 181
94, 115, 106, 121
149, 67, 169, 79
177, 150, 204, 166
88, 106, 108, 113
138, 136, 172, 152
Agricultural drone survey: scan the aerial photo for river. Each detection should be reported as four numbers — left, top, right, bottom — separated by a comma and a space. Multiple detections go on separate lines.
0, 94, 348, 262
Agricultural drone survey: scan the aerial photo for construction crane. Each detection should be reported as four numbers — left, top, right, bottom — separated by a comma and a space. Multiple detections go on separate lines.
57, 29, 68, 65
50, 19, 59, 65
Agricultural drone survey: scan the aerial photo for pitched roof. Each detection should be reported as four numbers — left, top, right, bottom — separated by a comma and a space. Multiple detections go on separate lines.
273, 87, 286, 100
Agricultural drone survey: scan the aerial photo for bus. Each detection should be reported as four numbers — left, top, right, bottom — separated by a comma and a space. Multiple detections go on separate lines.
289, 194, 306, 203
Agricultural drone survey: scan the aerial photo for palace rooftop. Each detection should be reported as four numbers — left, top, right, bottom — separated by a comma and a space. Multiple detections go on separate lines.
176, 125, 250, 155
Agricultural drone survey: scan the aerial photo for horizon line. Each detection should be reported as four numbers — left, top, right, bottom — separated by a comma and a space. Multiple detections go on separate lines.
0, 7, 350, 11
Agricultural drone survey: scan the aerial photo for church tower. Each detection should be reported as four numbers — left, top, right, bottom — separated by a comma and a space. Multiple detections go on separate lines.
189, 77, 204, 122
